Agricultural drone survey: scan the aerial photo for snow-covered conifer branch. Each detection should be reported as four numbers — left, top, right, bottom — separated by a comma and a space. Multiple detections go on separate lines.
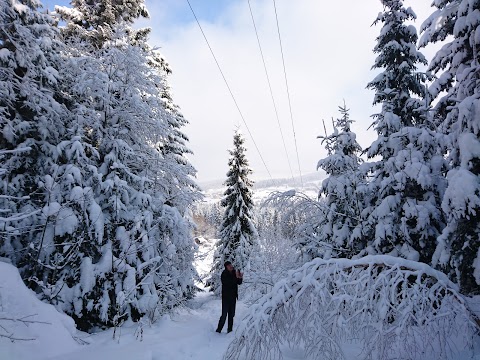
225, 255, 478, 360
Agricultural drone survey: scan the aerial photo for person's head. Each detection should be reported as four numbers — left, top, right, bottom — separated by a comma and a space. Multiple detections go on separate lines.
224, 261, 234, 271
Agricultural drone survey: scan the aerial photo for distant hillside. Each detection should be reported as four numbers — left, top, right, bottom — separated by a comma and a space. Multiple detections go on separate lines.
199, 171, 326, 203
198, 171, 326, 191
253, 171, 326, 190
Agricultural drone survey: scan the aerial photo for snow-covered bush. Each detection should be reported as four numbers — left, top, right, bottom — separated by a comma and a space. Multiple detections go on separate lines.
225, 256, 479, 360
239, 237, 300, 305
263, 189, 326, 261
238, 205, 302, 303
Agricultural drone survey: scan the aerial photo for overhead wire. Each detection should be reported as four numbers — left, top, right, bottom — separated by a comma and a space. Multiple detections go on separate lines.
272, 0, 304, 187
247, 0, 295, 183
186, 0, 273, 180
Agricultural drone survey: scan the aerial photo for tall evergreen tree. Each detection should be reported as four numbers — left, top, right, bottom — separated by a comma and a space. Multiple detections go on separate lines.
153, 52, 201, 214
211, 131, 257, 292
363, 0, 446, 263
421, 0, 480, 295
0, 0, 72, 274
17, 0, 200, 330
298, 103, 364, 259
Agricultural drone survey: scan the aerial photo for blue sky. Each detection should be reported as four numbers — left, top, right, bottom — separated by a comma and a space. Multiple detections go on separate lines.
163, 0, 233, 24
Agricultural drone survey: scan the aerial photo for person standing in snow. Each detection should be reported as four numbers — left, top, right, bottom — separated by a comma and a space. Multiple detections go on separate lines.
216, 261, 243, 333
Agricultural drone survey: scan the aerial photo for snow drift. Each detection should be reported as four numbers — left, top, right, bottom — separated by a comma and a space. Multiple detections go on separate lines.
0, 260, 79, 360
225, 255, 479, 360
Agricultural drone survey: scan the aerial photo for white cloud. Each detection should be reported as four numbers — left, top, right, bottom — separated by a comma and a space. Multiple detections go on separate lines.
144, 0, 438, 182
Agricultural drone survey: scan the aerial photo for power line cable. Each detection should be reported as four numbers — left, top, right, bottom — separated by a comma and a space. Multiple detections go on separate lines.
186, 0, 273, 180
272, 0, 303, 187
247, 0, 295, 183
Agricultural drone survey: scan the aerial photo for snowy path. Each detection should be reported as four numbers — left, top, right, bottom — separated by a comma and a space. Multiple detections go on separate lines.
46, 238, 250, 360
4, 238, 309, 360
48, 292, 248, 360
44, 237, 306, 360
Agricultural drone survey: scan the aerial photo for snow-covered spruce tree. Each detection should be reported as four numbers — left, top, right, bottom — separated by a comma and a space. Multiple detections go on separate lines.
0, 3, 115, 323
245, 205, 300, 302
298, 103, 364, 260
140, 41, 201, 315
0, 0, 73, 272
210, 131, 257, 292
420, 0, 480, 295
153, 52, 201, 215
363, 0, 446, 264
48, 2, 199, 330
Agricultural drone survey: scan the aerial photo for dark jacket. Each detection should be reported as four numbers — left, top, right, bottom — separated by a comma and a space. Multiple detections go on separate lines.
221, 269, 243, 300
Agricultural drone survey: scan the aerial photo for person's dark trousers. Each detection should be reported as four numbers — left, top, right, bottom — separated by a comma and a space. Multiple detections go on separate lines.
216, 297, 236, 332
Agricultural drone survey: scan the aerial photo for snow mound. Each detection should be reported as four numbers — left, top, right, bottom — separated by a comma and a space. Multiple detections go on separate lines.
226, 255, 480, 360
0, 261, 79, 360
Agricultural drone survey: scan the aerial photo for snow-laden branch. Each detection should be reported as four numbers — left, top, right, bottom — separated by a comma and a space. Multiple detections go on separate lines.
0, 147, 32, 155
0, 209, 41, 222
0, 195, 30, 200
225, 255, 478, 360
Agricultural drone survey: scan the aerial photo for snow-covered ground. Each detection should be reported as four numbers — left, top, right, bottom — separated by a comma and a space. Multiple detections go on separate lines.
1, 231, 317, 360
2, 223, 480, 360
1, 238, 244, 360
0, 239, 306, 360
48, 293, 248, 360
0, 261, 79, 360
